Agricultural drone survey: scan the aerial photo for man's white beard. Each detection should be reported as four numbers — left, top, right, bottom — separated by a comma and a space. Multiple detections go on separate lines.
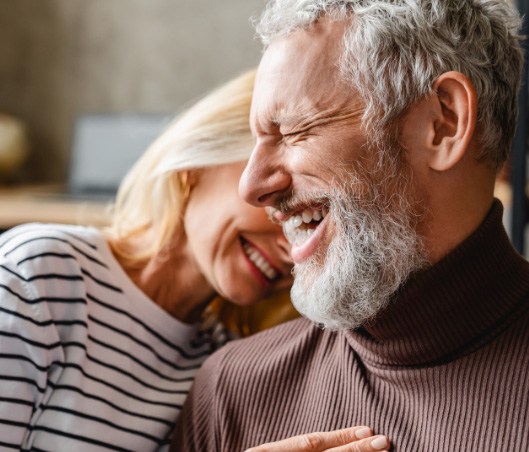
290, 178, 427, 331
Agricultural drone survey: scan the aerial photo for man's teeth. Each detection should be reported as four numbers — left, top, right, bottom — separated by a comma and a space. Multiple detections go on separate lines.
283, 208, 327, 247
242, 243, 278, 280
289, 208, 327, 227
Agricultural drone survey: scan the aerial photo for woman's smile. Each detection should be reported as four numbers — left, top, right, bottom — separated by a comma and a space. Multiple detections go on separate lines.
240, 236, 282, 285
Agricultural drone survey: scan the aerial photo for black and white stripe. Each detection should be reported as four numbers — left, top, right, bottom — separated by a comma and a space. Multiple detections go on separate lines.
0, 223, 227, 451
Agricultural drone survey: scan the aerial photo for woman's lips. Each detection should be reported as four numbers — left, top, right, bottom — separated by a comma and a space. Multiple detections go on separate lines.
240, 237, 281, 286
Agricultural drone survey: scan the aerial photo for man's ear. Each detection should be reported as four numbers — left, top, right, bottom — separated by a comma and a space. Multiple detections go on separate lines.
428, 71, 477, 172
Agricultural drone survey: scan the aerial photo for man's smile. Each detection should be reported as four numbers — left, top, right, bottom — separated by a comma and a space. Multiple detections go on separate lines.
270, 205, 329, 263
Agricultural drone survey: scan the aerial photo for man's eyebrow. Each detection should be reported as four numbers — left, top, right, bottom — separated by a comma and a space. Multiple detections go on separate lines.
251, 108, 286, 134
254, 105, 340, 136
276, 107, 363, 133
271, 109, 313, 130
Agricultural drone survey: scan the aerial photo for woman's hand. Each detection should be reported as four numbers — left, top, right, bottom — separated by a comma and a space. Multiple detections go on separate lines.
244, 426, 390, 452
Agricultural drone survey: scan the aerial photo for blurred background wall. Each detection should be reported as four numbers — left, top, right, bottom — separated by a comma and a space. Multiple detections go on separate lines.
0, 0, 264, 183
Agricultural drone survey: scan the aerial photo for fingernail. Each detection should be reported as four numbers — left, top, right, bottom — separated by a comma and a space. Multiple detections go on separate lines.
355, 427, 371, 439
371, 435, 389, 450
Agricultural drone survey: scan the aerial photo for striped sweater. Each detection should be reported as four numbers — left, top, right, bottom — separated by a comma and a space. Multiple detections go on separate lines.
0, 223, 225, 451
175, 201, 529, 451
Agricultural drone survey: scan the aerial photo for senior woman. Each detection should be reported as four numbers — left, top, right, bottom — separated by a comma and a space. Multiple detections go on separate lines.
0, 69, 295, 451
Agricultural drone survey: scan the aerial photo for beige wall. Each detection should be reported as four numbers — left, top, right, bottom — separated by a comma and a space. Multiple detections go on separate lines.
0, 0, 264, 182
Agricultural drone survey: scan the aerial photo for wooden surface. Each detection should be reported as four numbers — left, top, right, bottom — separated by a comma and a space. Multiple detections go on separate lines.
0, 184, 112, 229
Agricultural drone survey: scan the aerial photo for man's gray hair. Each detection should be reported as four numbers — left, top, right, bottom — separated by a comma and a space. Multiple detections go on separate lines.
255, 0, 524, 169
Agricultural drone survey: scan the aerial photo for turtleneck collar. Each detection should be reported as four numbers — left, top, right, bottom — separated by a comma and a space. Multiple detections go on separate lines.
345, 200, 529, 368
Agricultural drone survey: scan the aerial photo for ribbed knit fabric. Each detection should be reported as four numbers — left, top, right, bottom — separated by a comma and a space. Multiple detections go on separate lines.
175, 200, 529, 451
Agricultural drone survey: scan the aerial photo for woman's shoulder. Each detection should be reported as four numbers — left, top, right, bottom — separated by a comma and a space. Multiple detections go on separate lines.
0, 224, 103, 336
0, 222, 109, 288
0, 222, 103, 261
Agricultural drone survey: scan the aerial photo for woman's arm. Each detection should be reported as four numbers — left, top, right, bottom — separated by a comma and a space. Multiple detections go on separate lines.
0, 233, 62, 448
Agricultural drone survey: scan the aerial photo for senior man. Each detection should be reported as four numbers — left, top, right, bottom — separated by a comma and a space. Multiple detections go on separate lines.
175, 1, 529, 450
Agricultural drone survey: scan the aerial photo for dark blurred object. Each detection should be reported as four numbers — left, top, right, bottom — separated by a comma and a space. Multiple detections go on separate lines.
511, 0, 529, 254
64, 113, 170, 200
0, 114, 29, 183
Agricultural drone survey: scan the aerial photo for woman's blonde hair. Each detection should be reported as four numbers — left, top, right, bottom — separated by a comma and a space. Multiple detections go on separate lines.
106, 69, 256, 263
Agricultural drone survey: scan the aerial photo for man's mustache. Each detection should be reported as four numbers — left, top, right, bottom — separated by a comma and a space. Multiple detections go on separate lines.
266, 191, 332, 221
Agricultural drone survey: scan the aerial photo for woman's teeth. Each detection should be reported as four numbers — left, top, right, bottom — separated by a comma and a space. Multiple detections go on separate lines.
242, 242, 278, 280
282, 207, 327, 246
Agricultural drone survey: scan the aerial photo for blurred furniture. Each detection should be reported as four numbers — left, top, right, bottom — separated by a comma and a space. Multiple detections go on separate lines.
0, 113, 171, 233
65, 114, 169, 198
0, 184, 111, 232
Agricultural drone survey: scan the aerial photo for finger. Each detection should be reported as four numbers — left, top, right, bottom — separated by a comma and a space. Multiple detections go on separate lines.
325, 434, 391, 452
244, 426, 375, 451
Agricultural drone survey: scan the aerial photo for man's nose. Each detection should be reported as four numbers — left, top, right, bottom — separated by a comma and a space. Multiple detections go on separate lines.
239, 142, 292, 207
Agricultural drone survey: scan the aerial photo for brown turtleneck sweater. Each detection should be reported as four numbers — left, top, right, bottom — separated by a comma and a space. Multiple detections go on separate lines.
175, 201, 529, 451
